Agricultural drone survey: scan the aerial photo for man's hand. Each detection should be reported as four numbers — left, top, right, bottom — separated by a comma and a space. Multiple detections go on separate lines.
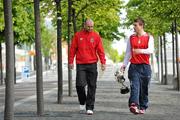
101, 64, 106, 71
133, 49, 143, 54
69, 64, 74, 69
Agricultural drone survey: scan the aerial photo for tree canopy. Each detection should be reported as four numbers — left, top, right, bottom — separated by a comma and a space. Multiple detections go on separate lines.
125, 0, 180, 36
40, 0, 124, 61
0, 0, 125, 62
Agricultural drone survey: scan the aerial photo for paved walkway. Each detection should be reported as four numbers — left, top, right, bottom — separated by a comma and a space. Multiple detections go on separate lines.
0, 65, 180, 120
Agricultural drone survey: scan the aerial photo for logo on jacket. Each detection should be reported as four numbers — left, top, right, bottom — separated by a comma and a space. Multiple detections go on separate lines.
80, 38, 83, 41
90, 37, 94, 43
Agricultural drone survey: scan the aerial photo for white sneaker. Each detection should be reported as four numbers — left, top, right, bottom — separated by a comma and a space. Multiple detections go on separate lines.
86, 110, 93, 115
79, 105, 86, 114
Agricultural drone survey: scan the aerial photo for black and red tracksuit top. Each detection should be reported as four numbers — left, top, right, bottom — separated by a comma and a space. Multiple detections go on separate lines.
69, 29, 106, 64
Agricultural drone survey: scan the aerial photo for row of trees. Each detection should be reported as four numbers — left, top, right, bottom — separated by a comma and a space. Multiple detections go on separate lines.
2, 0, 180, 120
0, 0, 125, 84
0, 0, 56, 85
124, 0, 180, 89
2, 0, 124, 119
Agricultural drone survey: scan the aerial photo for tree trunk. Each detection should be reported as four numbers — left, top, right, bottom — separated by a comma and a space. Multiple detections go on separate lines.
172, 22, 175, 77
81, 14, 85, 28
3, 0, 15, 119
160, 36, 164, 84
72, 8, 77, 33
44, 56, 49, 70
33, 56, 36, 71
34, 0, 44, 116
163, 33, 167, 85
174, 19, 180, 91
158, 36, 161, 83
56, 0, 63, 104
68, 0, 73, 97
0, 43, 3, 85
14, 44, 16, 84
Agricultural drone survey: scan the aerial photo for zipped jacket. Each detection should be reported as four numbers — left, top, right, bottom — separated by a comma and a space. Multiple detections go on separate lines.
69, 29, 106, 64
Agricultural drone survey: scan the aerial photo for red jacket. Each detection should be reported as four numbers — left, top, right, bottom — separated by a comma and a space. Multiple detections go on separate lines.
130, 34, 150, 64
69, 30, 106, 64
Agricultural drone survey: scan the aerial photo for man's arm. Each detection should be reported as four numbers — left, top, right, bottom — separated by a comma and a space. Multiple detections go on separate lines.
97, 37, 106, 64
97, 36, 106, 70
69, 33, 78, 67
123, 38, 131, 67
133, 35, 154, 54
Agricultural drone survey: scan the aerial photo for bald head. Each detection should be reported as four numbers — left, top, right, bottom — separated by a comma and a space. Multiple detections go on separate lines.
85, 19, 94, 26
84, 19, 94, 32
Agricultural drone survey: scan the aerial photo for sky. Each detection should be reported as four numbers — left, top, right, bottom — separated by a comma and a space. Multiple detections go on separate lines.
45, 17, 53, 29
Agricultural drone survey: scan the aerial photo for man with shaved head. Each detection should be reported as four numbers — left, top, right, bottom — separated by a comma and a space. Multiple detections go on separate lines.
69, 19, 106, 115
84, 19, 94, 32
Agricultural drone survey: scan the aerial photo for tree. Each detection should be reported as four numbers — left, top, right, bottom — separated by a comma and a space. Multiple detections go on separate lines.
55, 0, 63, 104
0, 0, 4, 85
103, 39, 123, 63
41, 28, 56, 70
3, 0, 15, 119
34, 0, 44, 116
67, 0, 73, 96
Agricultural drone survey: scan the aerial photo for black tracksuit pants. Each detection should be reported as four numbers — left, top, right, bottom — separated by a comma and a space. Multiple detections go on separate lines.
76, 63, 98, 110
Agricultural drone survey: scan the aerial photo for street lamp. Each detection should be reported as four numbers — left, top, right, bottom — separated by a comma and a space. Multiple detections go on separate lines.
54, 0, 63, 104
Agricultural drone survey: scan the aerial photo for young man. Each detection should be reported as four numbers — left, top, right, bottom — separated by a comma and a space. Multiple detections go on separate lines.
121, 17, 154, 114
69, 19, 106, 115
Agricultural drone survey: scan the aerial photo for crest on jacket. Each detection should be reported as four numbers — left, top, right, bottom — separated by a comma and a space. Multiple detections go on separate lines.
90, 37, 94, 43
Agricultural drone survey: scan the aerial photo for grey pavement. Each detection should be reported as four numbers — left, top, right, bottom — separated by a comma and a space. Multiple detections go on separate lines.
0, 64, 180, 120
